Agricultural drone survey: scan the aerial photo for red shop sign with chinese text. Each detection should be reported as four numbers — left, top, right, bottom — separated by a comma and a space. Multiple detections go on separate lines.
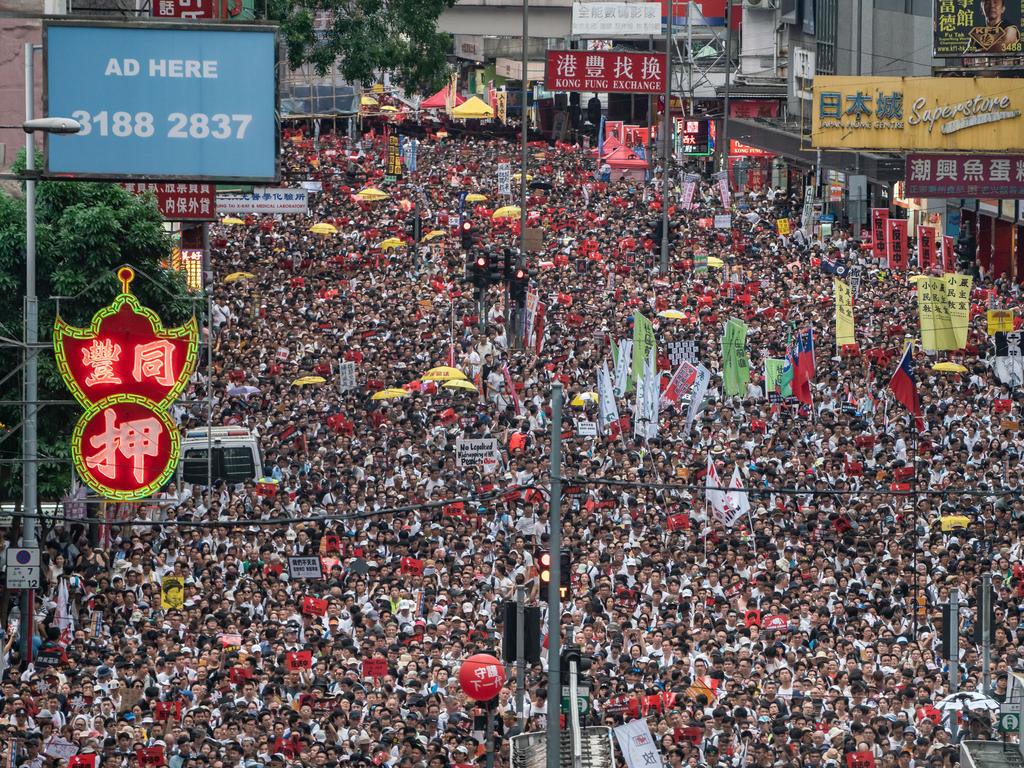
54, 268, 199, 501
151, 0, 215, 18
545, 51, 666, 94
122, 182, 217, 221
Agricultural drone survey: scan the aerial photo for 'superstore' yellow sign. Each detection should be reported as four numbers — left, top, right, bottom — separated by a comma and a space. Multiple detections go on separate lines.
811, 76, 1024, 151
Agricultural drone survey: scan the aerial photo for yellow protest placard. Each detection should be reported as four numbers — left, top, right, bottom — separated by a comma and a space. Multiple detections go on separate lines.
919, 274, 972, 351
161, 575, 184, 610
833, 278, 855, 347
988, 309, 1014, 335
776, 219, 790, 236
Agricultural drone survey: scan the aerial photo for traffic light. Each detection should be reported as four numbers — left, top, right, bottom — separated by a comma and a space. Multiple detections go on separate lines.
559, 552, 571, 599
510, 267, 528, 304
460, 220, 474, 250
503, 248, 516, 281
537, 550, 552, 601
560, 645, 594, 677
487, 249, 503, 285
501, 600, 542, 664
473, 253, 489, 289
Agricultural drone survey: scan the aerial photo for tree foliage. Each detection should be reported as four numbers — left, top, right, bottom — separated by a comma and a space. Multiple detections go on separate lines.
0, 152, 194, 502
266, 0, 456, 96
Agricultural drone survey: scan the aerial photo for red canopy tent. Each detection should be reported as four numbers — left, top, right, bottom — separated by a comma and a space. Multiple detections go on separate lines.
420, 86, 466, 110
605, 145, 649, 181
591, 135, 622, 158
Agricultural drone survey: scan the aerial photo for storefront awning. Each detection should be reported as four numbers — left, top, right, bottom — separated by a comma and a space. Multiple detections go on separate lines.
728, 118, 903, 185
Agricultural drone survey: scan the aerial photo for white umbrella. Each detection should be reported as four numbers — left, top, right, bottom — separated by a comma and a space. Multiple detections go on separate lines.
934, 691, 1000, 717
227, 385, 260, 397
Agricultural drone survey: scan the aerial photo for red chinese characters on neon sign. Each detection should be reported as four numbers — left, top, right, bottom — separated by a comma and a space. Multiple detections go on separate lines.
54, 268, 199, 500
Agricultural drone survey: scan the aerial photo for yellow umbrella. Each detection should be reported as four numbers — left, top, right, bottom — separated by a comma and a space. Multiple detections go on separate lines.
939, 514, 971, 532
224, 272, 256, 284
221, 217, 245, 225
371, 388, 411, 401
361, 95, 379, 107
492, 205, 522, 220
443, 379, 478, 392
422, 230, 446, 242
380, 105, 398, 112
466, 193, 488, 203
512, 173, 534, 181
355, 187, 389, 201
932, 362, 968, 373
658, 309, 687, 319
378, 237, 405, 250
570, 392, 599, 407
422, 366, 468, 382
309, 222, 338, 235
706, 256, 725, 268
292, 376, 327, 387
908, 274, 925, 284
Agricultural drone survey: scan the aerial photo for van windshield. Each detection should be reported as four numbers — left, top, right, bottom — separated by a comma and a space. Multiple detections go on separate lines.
182, 446, 256, 485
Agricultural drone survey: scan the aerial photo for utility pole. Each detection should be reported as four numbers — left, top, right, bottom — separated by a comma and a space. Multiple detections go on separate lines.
720, 1, 733, 172
545, 382, 563, 768
981, 573, 993, 695
949, 587, 960, 742
21, 42, 40, 661
516, 584, 527, 731
568, 656, 582, 768
659, 0, 672, 273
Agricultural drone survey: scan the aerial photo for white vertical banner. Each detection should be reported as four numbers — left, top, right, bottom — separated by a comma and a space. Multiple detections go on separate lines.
497, 162, 512, 196
597, 361, 620, 432
613, 338, 632, 399
614, 720, 664, 768
684, 363, 711, 433
715, 170, 731, 209
643, 347, 659, 439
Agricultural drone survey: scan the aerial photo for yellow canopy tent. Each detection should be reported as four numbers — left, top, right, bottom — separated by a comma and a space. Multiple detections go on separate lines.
452, 96, 495, 120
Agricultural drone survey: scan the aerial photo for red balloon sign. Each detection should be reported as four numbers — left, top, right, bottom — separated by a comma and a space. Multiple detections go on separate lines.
458, 653, 506, 702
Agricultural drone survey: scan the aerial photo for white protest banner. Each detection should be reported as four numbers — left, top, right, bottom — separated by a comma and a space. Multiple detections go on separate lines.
300, 181, 323, 193
684, 363, 711, 433
288, 557, 324, 580
572, 2, 662, 36
612, 338, 632, 398
338, 361, 358, 392
217, 188, 309, 215
715, 170, 731, 209
614, 719, 664, 768
456, 438, 500, 469
714, 214, 732, 230
680, 172, 699, 210
497, 162, 512, 196
43, 737, 79, 761
597, 361, 620, 432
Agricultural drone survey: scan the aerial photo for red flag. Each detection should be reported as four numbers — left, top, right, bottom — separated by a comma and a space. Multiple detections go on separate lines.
302, 596, 328, 616
888, 343, 924, 432
286, 650, 313, 671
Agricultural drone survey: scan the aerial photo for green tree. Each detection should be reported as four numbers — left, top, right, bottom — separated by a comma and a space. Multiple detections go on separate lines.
0, 153, 194, 503
267, 0, 455, 95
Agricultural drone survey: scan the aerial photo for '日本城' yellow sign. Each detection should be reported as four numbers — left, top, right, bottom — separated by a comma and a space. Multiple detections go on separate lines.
812, 76, 1024, 151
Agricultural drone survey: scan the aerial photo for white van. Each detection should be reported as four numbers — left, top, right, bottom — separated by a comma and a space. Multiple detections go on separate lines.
179, 427, 262, 487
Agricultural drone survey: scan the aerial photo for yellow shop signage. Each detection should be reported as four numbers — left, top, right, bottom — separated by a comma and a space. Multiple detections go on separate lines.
812, 76, 1024, 151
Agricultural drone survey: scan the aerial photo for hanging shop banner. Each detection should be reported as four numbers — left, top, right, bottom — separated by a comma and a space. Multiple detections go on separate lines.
216, 188, 309, 215
53, 268, 199, 500
871, 208, 889, 261
44, 21, 279, 182
122, 182, 216, 220
571, 2, 662, 37
812, 76, 1024, 151
545, 50, 667, 94
934, 0, 1023, 57
905, 153, 1024, 198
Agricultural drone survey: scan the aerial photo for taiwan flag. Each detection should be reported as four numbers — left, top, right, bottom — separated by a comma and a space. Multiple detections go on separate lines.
791, 330, 814, 405
888, 343, 925, 432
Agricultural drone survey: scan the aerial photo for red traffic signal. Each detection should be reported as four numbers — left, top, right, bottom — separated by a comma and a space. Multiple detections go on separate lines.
537, 550, 552, 584
475, 256, 488, 269
514, 268, 527, 280
461, 221, 472, 233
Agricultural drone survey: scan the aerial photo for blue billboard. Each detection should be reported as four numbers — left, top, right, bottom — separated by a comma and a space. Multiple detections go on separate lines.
45, 21, 278, 182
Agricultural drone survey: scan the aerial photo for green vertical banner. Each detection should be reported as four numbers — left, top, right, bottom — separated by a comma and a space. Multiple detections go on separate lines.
722, 318, 750, 398
764, 358, 791, 400
631, 312, 656, 391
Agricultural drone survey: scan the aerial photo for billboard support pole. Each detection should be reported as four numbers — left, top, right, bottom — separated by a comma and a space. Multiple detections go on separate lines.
20, 41, 41, 661
659, 0, 672, 273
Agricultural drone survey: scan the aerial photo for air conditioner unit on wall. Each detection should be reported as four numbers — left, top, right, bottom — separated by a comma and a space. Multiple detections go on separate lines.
744, 0, 779, 9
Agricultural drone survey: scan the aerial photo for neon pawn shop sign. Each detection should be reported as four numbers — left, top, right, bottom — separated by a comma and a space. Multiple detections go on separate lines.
54, 267, 198, 500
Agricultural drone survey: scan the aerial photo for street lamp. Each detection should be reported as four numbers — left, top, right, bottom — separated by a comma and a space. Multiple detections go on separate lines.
16, 41, 83, 660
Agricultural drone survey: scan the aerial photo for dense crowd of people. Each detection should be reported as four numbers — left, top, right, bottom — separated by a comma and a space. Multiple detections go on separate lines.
2, 117, 1024, 768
